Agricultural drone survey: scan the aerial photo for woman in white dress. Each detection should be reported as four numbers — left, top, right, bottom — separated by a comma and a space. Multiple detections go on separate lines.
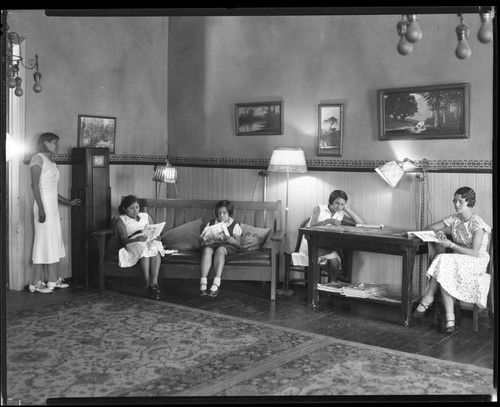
117, 195, 166, 299
293, 190, 364, 282
412, 187, 491, 333
29, 133, 82, 293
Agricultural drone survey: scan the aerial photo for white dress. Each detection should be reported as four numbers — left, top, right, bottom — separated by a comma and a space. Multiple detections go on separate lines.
30, 153, 66, 264
427, 213, 491, 308
292, 204, 343, 267
118, 213, 166, 268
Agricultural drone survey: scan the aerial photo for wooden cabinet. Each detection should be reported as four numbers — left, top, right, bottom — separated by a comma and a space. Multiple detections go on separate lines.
71, 148, 111, 286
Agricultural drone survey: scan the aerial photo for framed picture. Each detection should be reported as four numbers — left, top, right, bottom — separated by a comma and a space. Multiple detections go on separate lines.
235, 101, 283, 135
378, 83, 470, 140
77, 115, 116, 153
318, 104, 344, 157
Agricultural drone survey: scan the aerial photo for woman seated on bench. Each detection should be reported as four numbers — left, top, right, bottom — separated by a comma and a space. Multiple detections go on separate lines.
199, 200, 242, 297
116, 195, 166, 300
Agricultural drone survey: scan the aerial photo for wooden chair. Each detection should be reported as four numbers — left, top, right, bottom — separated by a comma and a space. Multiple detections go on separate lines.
283, 218, 329, 295
432, 232, 494, 333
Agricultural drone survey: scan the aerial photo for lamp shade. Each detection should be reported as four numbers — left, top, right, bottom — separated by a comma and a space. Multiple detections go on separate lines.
375, 160, 405, 188
153, 160, 177, 184
267, 147, 307, 173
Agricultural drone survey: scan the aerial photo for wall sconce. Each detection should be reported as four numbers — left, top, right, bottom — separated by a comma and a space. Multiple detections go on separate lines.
6, 28, 42, 97
395, 10, 494, 59
152, 159, 178, 199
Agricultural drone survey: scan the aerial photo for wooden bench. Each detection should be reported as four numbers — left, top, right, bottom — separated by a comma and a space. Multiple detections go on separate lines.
92, 198, 284, 300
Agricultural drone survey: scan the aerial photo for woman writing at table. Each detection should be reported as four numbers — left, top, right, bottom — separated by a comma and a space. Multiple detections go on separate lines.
293, 189, 364, 282
412, 186, 491, 333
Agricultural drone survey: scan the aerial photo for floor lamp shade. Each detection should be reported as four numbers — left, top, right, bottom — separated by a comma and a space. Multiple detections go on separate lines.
375, 160, 405, 188
267, 147, 308, 173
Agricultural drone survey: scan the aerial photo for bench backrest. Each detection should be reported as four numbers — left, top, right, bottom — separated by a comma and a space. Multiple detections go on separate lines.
137, 198, 282, 232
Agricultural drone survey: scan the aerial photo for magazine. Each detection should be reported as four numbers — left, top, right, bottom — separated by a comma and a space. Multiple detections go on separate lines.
356, 224, 384, 229
128, 222, 166, 242
407, 230, 439, 242
201, 222, 230, 245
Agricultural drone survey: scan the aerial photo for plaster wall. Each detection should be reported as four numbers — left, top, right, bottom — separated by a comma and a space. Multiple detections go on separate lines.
168, 15, 494, 162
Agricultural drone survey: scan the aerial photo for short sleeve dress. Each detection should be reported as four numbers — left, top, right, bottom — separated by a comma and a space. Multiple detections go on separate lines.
291, 204, 343, 267
118, 212, 166, 268
202, 217, 242, 255
426, 213, 491, 308
30, 153, 66, 264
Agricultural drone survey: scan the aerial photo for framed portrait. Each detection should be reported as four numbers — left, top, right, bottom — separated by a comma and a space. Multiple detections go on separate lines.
235, 101, 283, 135
378, 83, 470, 140
77, 115, 117, 153
318, 104, 344, 157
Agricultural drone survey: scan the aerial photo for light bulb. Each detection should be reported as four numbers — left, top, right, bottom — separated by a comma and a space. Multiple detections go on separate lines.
14, 77, 23, 97
397, 35, 413, 55
33, 72, 42, 93
456, 39, 472, 59
396, 15, 413, 55
405, 14, 423, 43
456, 18, 471, 60
7, 72, 17, 88
478, 13, 493, 44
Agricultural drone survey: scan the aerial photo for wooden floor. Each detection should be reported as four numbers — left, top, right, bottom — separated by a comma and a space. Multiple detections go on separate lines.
6, 277, 496, 371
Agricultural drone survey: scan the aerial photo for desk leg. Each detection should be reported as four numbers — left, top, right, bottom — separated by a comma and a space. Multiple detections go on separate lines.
307, 236, 320, 307
401, 248, 417, 327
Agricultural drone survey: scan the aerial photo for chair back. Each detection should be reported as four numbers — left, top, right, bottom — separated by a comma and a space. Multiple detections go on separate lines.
293, 217, 311, 252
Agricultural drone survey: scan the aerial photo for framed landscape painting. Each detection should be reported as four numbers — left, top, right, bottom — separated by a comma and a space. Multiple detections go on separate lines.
77, 114, 116, 153
235, 101, 283, 135
378, 83, 470, 140
318, 103, 344, 157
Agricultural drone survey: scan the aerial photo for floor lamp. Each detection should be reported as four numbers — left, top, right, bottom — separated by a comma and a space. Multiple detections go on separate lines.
375, 157, 430, 294
267, 147, 308, 295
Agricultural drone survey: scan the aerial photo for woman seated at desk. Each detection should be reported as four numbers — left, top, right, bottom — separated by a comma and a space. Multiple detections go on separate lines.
412, 186, 491, 333
293, 189, 364, 282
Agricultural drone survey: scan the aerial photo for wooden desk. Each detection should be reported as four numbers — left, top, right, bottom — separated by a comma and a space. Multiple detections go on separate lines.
301, 225, 428, 326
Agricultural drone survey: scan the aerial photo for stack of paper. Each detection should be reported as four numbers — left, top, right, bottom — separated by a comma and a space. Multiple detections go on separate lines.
342, 283, 389, 298
317, 281, 351, 293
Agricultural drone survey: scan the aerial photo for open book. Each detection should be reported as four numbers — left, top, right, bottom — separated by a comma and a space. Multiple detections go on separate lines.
201, 222, 230, 245
128, 222, 166, 242
407, 230, 439, 242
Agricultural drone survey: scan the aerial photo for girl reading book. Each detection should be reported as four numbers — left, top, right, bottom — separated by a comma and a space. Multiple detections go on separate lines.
200, 200, 242, 297
117, 195, 166, 300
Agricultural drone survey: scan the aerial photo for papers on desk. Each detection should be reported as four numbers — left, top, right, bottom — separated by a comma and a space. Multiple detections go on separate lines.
407, 230, 439, 242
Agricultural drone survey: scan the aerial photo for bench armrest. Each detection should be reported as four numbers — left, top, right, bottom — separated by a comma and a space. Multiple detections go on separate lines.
91, 228, 114, 238
269, 229, 285, 241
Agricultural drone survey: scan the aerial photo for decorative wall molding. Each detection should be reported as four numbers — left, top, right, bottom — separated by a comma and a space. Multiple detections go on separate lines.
23, 153, 493, 173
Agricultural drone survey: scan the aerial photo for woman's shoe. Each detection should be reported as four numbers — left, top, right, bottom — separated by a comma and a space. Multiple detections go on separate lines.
412, 302, 433, 319
208, 285, 219, 297
200, 286, 208, 296
445, 320, 456, 333
150, 285, 160, 300
29, 281, 52, 294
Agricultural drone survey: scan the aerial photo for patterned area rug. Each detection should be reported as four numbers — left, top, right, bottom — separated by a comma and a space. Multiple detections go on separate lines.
6, 293, 495, 404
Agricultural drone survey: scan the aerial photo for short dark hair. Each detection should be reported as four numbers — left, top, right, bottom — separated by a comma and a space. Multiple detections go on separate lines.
455, 186, 476, 208
119, 195, 140, 214
328, 190, 348, 205
215, 199, 234, 216
37, 132, 59, 153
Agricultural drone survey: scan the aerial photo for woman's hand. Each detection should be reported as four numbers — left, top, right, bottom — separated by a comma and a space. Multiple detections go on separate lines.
69, 198, 83, 207
225, 236, 237, 245
135, 235, 148, 243
324, 218, 341, 226
38, 208, 46, 223
435, 230, 447, 240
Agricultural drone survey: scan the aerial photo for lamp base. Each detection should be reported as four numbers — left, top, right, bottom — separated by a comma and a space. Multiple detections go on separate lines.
275, 288, 295, 296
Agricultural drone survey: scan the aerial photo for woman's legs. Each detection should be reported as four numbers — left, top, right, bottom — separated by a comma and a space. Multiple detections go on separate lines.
46, 263, 58, 283
139, 257, 151, 288
200, 247, 214, 293
326, 258, 341, 281
209, 247, 227, 294
149, 254, 161, 287
440, 286, 456, 328
30, 264, 45, 285
415, 276, 439, 312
